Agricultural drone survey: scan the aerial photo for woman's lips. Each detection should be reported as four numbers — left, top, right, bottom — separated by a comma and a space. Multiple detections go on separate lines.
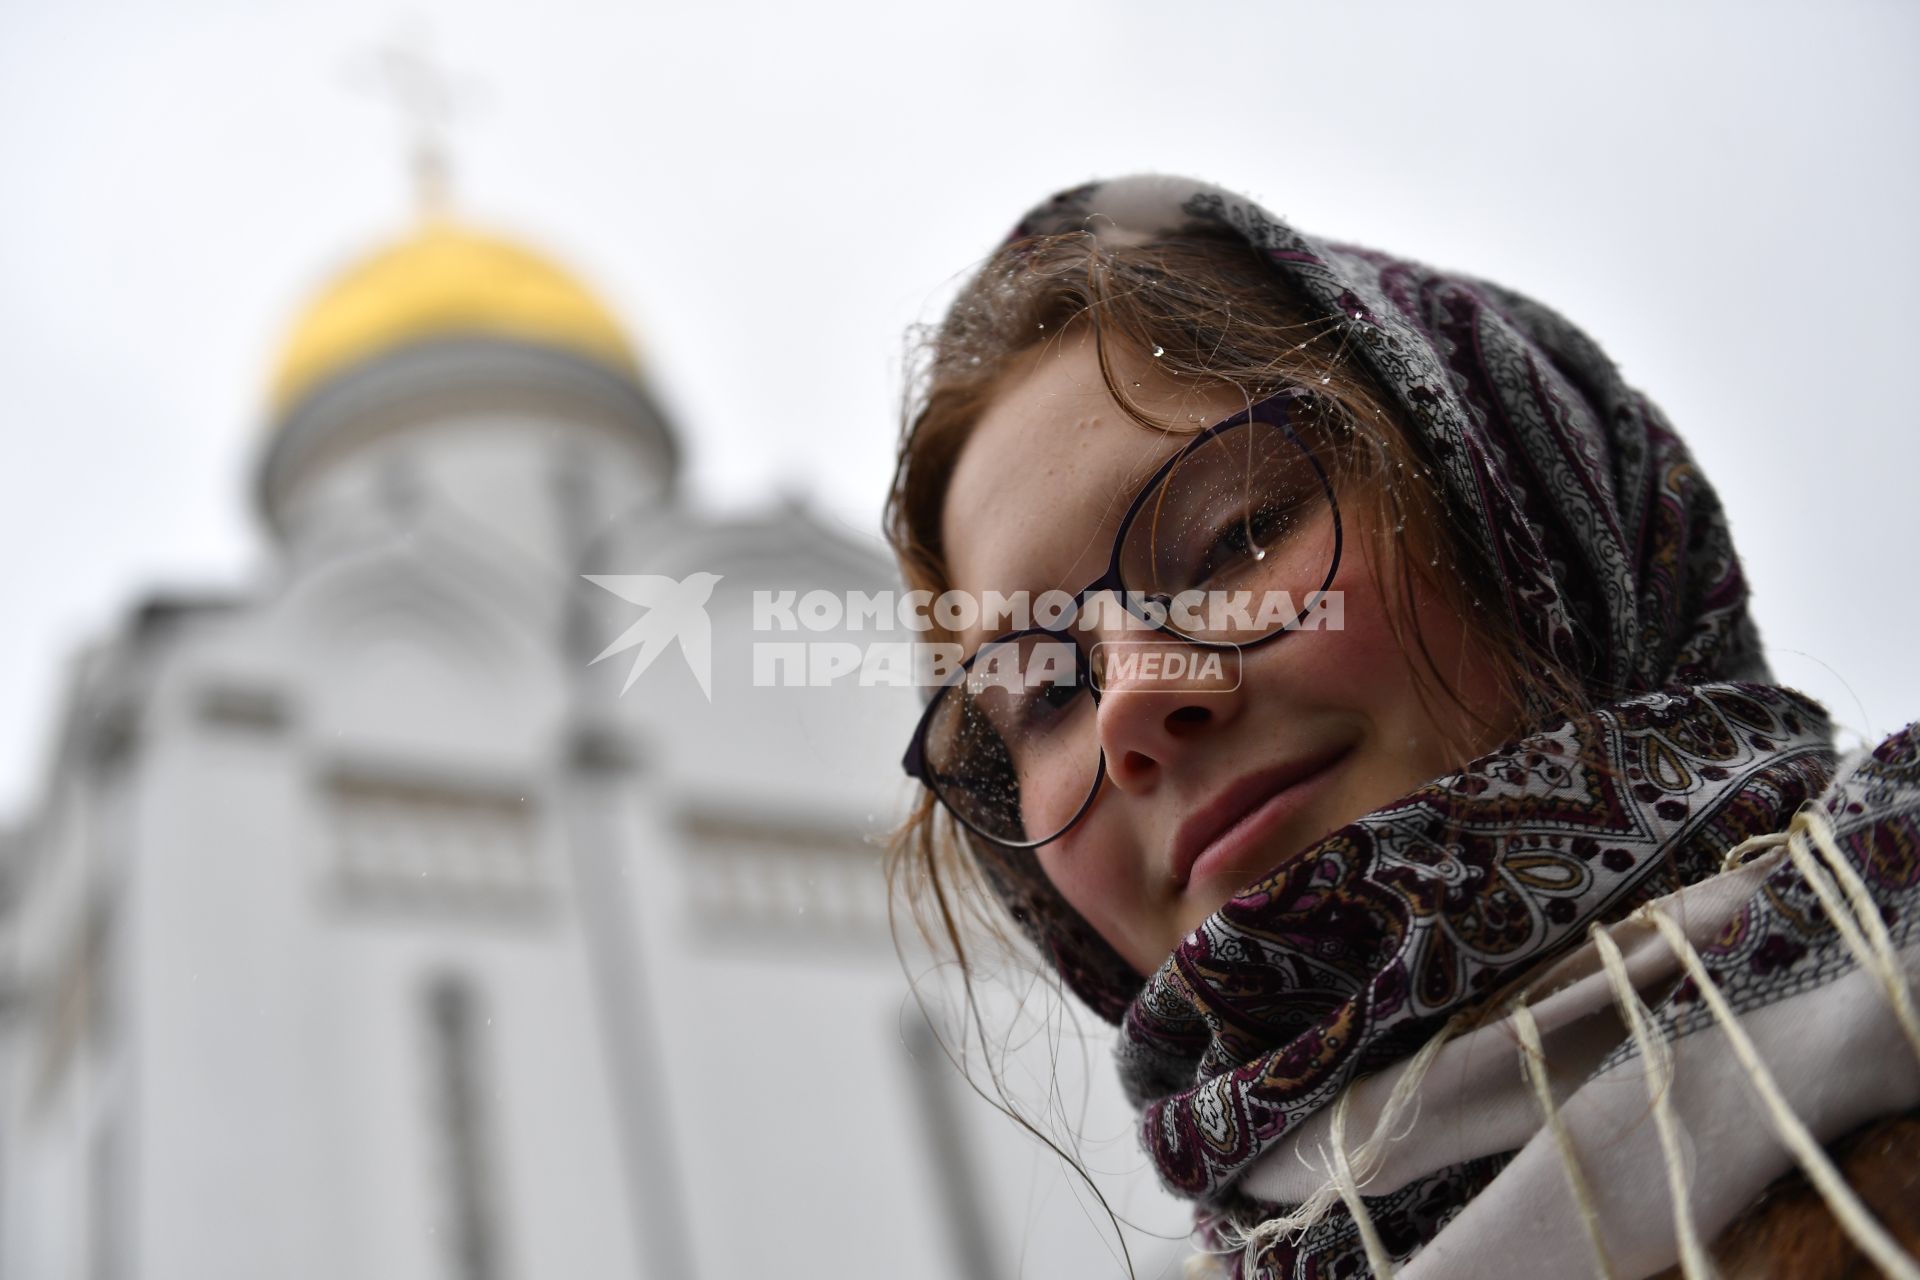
1171, 745, 1353, 894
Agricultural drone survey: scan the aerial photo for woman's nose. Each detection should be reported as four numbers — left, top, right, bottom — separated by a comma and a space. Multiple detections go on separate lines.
1085, 603, 1245, 792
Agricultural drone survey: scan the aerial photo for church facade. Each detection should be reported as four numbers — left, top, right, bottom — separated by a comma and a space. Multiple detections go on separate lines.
0, 212, 1183, 1278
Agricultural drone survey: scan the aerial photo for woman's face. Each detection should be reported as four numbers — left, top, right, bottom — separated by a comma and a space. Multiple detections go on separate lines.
940, 328, 1523, 976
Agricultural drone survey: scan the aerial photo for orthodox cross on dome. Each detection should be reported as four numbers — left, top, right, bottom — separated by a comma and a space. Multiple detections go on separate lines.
345, 27, 485, 217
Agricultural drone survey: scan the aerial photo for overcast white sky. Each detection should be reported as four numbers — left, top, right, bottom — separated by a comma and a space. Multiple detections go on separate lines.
2, 0, 1916, 818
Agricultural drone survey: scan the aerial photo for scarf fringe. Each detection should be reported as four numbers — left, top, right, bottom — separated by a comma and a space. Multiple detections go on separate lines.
1778, 806, 1920, 1061
1211, 1011, 1473, 1272
1511, 999, 1618, 1280
1627, 906, 1920, 1280
1589, 922, 1718, 1279
1222, 805, 1920, 1280
1536, 809, 1920, 1280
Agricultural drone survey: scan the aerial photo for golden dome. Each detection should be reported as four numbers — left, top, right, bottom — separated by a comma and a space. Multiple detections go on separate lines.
269, 217, 639, 412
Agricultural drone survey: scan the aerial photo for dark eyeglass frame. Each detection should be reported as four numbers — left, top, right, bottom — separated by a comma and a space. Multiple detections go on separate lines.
900, 386, 1343, 849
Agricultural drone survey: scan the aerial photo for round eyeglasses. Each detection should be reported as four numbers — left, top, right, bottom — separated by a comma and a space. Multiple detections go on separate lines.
900, 388, 1343, 849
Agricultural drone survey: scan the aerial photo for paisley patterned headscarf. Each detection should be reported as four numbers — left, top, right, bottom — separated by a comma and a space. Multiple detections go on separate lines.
957, 176, 1920, 1277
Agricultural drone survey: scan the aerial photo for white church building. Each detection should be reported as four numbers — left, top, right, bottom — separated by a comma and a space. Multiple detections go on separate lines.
0, 206, 1185, 1279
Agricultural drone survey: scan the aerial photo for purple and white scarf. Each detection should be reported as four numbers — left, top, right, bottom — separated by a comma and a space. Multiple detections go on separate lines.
967, 176, 1920, 1278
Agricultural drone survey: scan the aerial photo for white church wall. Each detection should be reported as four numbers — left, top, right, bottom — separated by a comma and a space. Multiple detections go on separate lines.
84, 561, 648, 1278
279, 538, 567, 765
1, 634, 153, 1280
125, 683, 337, 1280
584, 507, 921, 821
606, 769, 967, 1280
1, 1104, 86, 1279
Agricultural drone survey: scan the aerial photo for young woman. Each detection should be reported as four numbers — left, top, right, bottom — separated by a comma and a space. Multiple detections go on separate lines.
886, 175, 1920, 1279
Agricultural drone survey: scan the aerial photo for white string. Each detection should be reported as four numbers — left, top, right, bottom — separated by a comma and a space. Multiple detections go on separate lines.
1782, 806, 1920, 1062
1236, 1011, 1472, 1255
1718, 830, 1788, 873
1590, 923, 1718, 1280
1510, 999, 1618, 1280
1348, 1011, 1472, 1175
1326, 1088, 1398, 1277
1640, 906, 1920, 1280
1218, 1217, 1279, 1263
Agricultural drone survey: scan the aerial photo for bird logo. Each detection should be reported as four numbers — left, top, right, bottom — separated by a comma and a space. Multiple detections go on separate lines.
582, 572, 724, 701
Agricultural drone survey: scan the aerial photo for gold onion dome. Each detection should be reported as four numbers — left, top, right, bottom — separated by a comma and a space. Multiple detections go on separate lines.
268, 216, 639, 413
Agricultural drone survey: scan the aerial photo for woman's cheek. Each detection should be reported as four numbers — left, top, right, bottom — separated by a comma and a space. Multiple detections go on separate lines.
1245, 581, 1417, 721
1038, 817, 1156, 973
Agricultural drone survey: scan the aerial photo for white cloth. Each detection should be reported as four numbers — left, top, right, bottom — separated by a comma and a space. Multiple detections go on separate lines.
1235, 850, 1920, 1279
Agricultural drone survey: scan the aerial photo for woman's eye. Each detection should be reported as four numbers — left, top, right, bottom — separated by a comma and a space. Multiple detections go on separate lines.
1193, 502, 1300, 581
971, 658, 1084, 738
1016, 674, 1084, 728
